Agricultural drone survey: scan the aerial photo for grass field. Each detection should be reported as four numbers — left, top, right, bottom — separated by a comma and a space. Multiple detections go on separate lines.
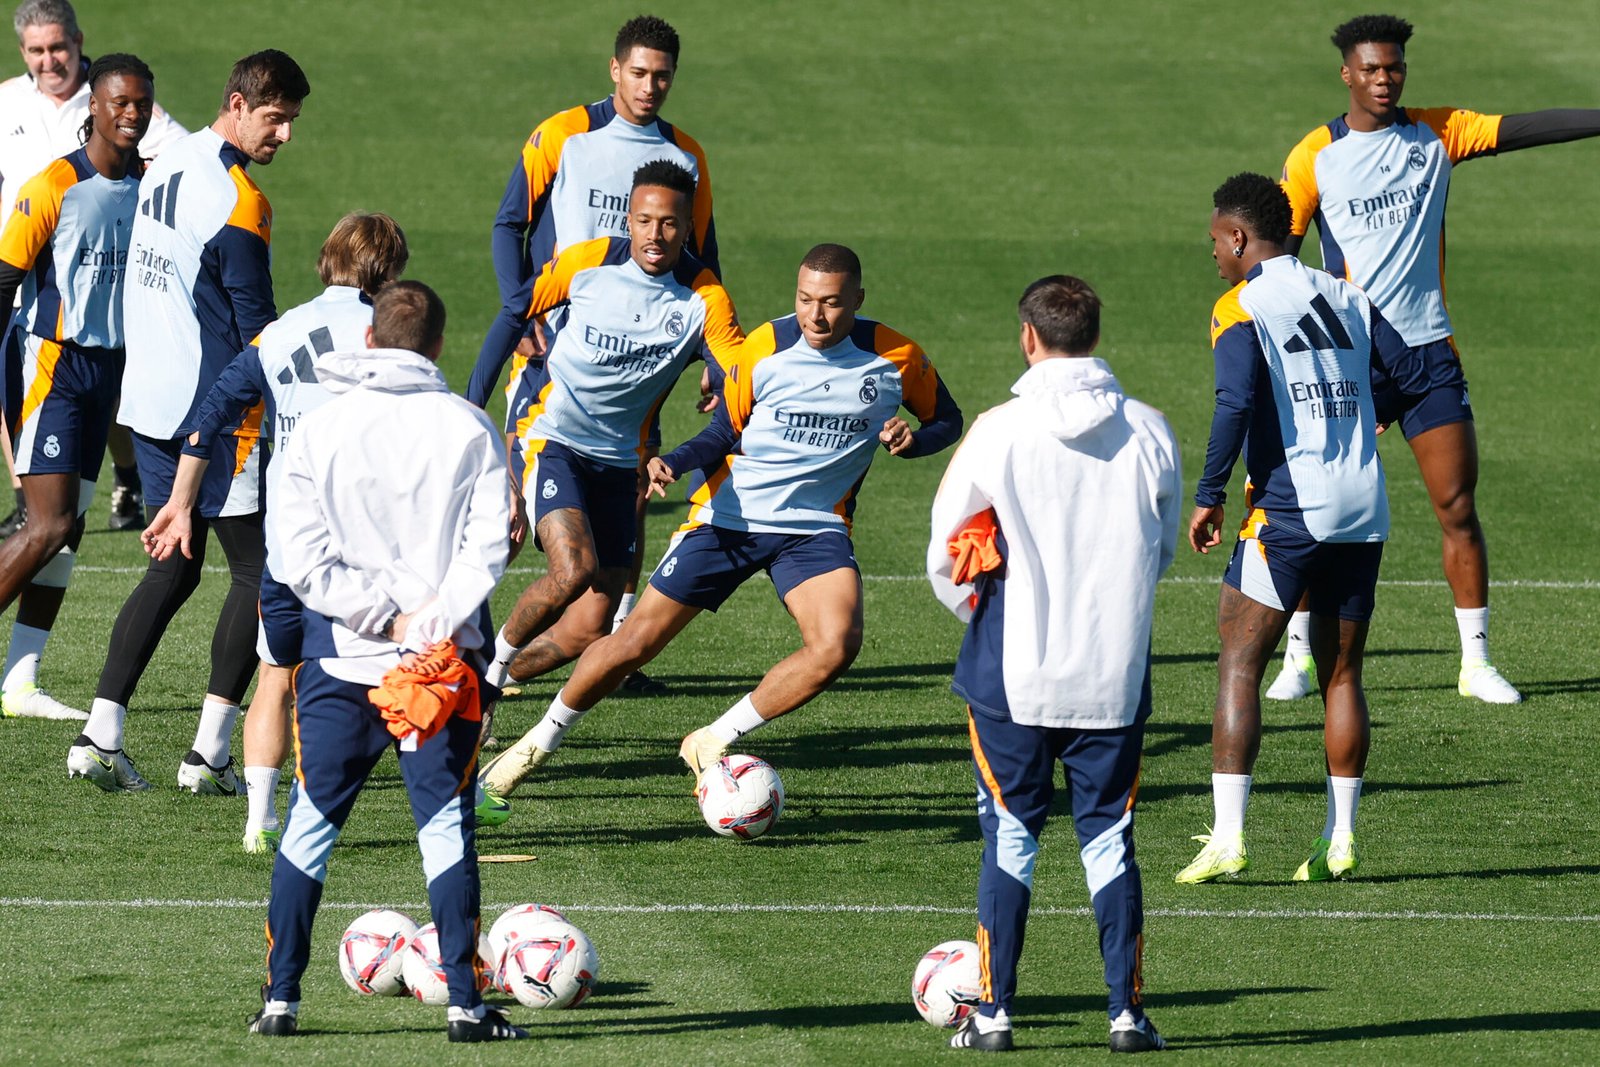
2, 1, 1598, 1062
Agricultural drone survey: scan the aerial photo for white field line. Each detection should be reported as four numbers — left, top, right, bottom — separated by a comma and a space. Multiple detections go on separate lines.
68, 565, 1600, 591
2, 897, 1597, 924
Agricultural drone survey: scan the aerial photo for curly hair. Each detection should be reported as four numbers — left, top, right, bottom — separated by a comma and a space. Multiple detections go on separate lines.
1331, 14, 1414, 57
615, 15, 679, 62
1212, 173, 1293, 246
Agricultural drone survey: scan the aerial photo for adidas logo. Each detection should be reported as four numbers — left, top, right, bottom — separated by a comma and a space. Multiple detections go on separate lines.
276, 326, 334, 385
139, 171, 184, 229
15, 197, 29, 217
8, 125, 23, 137
1284, 294, 1353, 354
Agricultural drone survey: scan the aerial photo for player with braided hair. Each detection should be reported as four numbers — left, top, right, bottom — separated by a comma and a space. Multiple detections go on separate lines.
0, 51, 154, 720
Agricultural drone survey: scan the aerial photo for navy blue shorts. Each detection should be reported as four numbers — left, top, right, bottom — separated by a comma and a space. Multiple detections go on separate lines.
649, 525, 858, 612
5, 332, 122, 481
1224, 520, 1383, 622
134, 430, 264, 518
522, 439, 638, 569
257, 571, 302, 667
1400, 338, 1473, 439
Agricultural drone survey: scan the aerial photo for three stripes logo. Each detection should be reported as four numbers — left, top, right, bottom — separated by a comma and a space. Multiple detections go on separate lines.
15, 197, 28, 217
1284, 294, 1354, 354
277, 326, 335, 385
139, 171, 183, 229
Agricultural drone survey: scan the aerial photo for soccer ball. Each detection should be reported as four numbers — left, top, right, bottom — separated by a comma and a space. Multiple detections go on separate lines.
399, 921, 497, 1005
695, 754, 784, 840
498, 918, 600, 1009
487, 903, 567, 992
337, 908, 418, 996
912, 939, 983, 1027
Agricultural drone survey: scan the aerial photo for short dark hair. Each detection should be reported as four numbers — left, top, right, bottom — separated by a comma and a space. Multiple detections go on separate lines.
371, 280, 445, 354
1213, 172, 1293, 246
1018, 276, 1101, 355
800, 243, 862, 285
319, 213, 408, 295
632, 158, 695, 200
80, 53, 154, 147
220, 49, 309, 112
1331, 14, 1413, 57
615, 15, 679, 63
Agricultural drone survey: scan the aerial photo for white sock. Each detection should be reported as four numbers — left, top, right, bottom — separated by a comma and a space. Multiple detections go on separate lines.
1455, 606, 1489, 665
975, 1009, 1011, 1032
446, 1004, 486, 1023
1285, 611, 1312, 659
493, 627, 519, 664
1324, 775, 1362, 837
245, 766, 282, 831
84, 698, 127, 750
1211, 773, 1252, 837
192, 698, 239, 767
529, 690, 588, 752
707, 693, 767, 744
611, 592, 636, 634
2, 622, 49, 692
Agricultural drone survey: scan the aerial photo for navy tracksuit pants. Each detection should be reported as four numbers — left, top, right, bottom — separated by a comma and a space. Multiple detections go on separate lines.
264, 659, 484, 1007
967, 706, 1147, 1021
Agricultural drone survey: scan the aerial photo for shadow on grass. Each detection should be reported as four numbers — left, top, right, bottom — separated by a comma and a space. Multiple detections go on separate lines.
511, 985, 1324, 1039
1516, 675, 1600, 696
1175, 1009, 1600, 1048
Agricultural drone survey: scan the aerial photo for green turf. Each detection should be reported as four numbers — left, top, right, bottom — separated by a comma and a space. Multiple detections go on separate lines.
2, 0, 1598, 1062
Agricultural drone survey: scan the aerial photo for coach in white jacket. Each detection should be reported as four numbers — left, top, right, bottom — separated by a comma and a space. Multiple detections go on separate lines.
927, 275, 1179, 1055
254, 281, 524, 1043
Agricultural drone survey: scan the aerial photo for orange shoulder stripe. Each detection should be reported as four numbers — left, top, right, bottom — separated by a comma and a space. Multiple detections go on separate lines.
1281, 124, 1333, 237
691, 268, 745, 368
674, 127, 715, 254
1210, 282, 1252, 347
873, 322, 940, 420
0, 157, 76, 270
521, 105, 591, 216
1408, 106, 1502, 163
527, 236, 612, 318
225, 165, 273, 245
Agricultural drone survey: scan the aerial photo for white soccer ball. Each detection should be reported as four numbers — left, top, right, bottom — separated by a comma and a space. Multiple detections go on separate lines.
337, 908, 418, 996
498, 918, 600, 1009
695, 754, 784, 840
400, 921, 497, 1005
912, 939, 983, 1027
487, 903, 568, 993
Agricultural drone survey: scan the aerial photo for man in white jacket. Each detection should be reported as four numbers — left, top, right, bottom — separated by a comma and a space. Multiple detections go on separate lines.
928, 275, 1180, 1054
252, 281, 524, 1042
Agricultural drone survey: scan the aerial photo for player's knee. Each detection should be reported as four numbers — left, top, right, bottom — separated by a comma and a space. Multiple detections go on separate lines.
546, 556, 598, 604
811, 624, 862, 673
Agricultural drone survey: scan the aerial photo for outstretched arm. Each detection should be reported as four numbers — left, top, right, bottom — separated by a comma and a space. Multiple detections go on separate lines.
1495, 109, 1600, 153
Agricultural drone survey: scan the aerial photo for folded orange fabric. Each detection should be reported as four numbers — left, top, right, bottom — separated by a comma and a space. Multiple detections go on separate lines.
949, 507, 1004, 586
368, 639, 481, 746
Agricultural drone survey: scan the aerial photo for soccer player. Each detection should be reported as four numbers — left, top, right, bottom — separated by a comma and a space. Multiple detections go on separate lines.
927, 275, 1177, 1054
1177, 173, 1431, 886
474, 160, 743, 721
1270, 13, 1600, 704
469, 14, 718, 693
1, 0, 188, 534
141, 213, 409, 851
0, 53, 151, 720
254, 281, 522, 1042
64, 49, 309, 793
481, 243, 962, 796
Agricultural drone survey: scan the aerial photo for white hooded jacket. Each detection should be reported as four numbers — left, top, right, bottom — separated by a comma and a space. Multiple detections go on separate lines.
272, 347, 510, 685
927, 357, 1181, 729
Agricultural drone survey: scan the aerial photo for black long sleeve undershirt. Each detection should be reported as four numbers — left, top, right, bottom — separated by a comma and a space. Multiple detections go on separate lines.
1495, 109, 1600, 153
0, 260, 26, 340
